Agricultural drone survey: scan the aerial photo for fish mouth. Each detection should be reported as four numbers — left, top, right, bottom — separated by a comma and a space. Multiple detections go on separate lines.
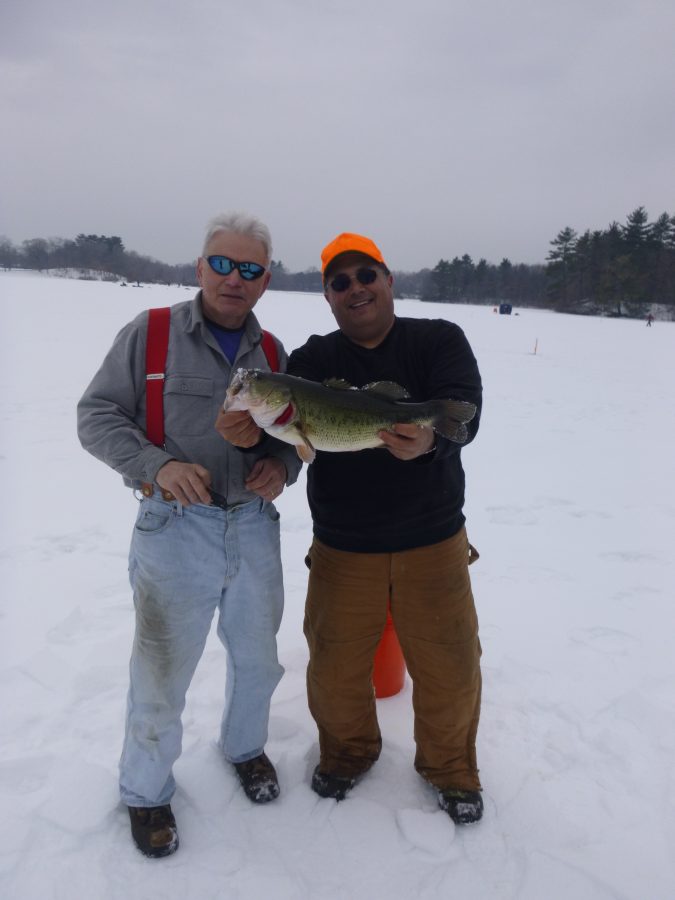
226, 369, 255, 399
229, 370, 284, 408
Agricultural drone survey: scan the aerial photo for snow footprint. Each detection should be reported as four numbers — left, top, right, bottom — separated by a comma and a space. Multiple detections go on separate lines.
0, 755, 52, 797
569, 625, 638, 656
395, 808, 460, 859
485, 504, 538, 526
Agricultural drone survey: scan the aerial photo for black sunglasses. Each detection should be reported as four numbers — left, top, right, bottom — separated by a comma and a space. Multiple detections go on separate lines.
206, 255, 266, 281
329, 267, 379, 293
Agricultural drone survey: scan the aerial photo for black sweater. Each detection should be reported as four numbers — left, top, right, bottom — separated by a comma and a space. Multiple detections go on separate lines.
287, 317, 482, 553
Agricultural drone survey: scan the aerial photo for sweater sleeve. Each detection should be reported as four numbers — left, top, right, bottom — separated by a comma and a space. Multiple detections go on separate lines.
418, 321, 483, 462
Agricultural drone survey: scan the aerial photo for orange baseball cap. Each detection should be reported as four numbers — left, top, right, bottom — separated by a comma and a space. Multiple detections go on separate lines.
320, 232, 386, 274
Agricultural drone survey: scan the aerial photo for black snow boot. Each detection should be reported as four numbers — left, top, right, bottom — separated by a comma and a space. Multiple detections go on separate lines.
438, 789, 484, 825
233, 752, 280, 803
311, 766, 357, 801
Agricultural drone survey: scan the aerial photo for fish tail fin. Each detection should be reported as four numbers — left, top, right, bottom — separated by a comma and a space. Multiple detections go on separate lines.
432, 399, 477, 443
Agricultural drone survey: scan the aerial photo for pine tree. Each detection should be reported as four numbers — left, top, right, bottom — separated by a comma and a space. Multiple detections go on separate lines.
546, 228, 578, 309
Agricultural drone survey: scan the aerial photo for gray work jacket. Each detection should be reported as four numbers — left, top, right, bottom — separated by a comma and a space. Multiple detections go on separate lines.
77, 292, 302, 503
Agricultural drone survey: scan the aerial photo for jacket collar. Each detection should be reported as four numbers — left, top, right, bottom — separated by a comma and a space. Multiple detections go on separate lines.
186, 290, 264, 354
187, 290, 261, 333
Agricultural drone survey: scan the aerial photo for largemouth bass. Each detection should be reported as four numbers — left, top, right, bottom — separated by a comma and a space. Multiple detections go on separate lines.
223, 369, 477, 464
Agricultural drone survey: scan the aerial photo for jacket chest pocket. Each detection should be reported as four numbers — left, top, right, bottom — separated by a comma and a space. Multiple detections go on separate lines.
163, 374, 215, 436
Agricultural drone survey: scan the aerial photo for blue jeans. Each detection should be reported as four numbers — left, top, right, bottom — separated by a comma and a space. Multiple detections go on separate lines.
119, 496, 284, 807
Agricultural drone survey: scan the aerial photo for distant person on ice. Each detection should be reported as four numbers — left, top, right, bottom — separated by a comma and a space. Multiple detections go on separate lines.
77, 212, 301, 858
646, 313, 654, 326
219, 231, 485, 825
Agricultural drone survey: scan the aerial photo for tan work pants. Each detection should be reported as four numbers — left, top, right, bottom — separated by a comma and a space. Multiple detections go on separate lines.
304, 527, 482, 792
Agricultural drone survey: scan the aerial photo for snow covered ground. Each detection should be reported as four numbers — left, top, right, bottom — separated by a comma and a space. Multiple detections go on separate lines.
1, 270, 673, 899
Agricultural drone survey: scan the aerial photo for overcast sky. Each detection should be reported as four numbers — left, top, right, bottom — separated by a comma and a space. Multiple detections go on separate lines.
2, 0, 674, 272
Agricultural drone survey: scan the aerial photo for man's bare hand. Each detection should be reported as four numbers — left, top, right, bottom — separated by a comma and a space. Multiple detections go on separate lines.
215, 409, 263, 448
378, 424, 435, 461
156, 460, 212, 506
245, 457, 287, 502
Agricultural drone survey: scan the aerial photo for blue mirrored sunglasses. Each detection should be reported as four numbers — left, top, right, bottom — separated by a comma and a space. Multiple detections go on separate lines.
206, 255, 266, 281
329, 267, 378, 293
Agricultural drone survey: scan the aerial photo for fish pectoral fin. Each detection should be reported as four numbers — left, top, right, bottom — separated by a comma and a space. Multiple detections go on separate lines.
362, 381, 411, 400
287, 423, 316, 464
296, 443, 316, 464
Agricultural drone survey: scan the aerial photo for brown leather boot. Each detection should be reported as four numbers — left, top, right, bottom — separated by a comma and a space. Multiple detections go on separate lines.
128, 804, 179, 857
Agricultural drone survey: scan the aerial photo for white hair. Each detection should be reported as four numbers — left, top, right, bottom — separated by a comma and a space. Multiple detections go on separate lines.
202, 212, 273, 263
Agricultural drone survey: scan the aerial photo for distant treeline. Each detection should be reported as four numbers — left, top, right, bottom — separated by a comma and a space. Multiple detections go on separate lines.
0, 234, 197, 287
2, 206, 674, 318
544, 207, 675, 317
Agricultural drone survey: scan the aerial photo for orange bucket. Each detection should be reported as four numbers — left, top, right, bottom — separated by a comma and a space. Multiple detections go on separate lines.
373, 609, 406, 698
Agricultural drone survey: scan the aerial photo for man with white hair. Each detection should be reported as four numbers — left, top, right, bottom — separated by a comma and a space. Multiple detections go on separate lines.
78, 212, 301, 857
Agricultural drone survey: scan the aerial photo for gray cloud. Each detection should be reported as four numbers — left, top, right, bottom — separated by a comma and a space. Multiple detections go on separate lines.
2, 0, 674, 271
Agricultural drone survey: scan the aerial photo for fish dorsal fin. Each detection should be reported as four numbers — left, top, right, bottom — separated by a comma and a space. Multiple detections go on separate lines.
361, 381, 411, 400
323, 378, 355, 391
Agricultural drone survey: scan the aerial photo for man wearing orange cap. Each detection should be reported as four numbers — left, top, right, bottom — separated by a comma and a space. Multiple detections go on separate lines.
285, 233, 485, 825
218, 231, 484, 823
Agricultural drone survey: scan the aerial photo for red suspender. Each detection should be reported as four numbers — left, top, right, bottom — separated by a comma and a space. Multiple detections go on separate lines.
145, 307, 171, 447
260, 329, 279, 372
144, 308, 279, 447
